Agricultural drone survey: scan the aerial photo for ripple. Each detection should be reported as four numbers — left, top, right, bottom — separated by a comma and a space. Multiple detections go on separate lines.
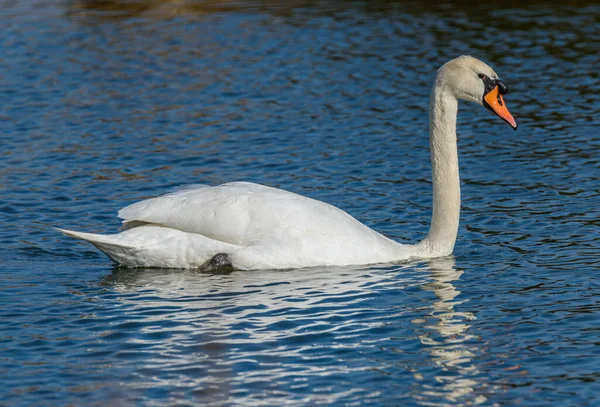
1, 1, 600, 406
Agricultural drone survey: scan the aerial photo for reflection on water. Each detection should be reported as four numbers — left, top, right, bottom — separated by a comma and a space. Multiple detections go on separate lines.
96, 258, 485, 406
414, 258, 484, 405
68, 0, 600, 18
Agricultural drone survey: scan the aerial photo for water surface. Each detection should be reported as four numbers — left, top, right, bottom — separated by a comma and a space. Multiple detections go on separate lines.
1, 1, 599, 406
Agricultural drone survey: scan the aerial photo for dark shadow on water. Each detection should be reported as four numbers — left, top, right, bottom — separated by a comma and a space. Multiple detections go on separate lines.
100, 264, 238, 287
67, 0, 599, 20
99, 259, 428, 288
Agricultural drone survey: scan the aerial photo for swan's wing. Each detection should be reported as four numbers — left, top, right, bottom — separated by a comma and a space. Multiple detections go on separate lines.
118, 182, 368, 246
119, 184, 211, 231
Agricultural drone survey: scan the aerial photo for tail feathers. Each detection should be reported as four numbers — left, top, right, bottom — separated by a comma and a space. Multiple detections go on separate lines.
53, 227, 131, 247
54, 227, 139, 265
54, 225, 240, 268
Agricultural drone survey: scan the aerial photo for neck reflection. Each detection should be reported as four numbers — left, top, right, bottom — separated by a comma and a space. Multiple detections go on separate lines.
412, 257, 485, 405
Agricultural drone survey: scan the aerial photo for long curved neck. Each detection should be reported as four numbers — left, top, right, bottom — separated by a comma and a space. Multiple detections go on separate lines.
417, 83, 460, 257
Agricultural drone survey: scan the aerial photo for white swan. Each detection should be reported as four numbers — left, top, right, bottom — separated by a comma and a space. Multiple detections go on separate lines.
57, 56, 517, 270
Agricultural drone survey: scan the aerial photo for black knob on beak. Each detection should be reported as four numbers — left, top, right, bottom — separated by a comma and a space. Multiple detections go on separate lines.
496, 79, 508, 95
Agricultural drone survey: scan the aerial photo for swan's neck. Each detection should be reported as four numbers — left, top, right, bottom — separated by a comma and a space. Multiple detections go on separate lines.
417, 83, 460, 257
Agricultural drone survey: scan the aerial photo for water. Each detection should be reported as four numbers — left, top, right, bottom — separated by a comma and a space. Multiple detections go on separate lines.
1, 1, 599, 405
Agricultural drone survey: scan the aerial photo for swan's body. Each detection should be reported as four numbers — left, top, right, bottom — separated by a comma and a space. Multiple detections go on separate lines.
57, 56, 516, 270
59, 182, 420, 269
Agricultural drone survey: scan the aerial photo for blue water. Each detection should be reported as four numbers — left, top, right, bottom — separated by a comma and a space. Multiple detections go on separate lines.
1, 1, 599, 405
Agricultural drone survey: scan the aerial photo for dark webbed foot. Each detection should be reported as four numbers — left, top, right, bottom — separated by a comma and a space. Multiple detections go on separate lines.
199, 253, 234, 272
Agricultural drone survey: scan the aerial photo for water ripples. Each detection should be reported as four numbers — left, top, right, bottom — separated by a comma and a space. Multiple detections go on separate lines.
1, 1, 599, 406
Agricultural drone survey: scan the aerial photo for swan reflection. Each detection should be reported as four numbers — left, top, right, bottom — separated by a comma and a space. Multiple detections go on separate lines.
413, 257, 485, 406
99, 259, 482, 405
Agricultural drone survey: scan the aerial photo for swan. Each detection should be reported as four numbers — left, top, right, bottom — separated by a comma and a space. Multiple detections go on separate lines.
56, 56, 517, 270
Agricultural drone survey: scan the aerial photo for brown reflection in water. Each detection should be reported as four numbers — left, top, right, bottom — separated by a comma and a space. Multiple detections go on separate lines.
67, 0, 599, 20
67, 0, 309, 19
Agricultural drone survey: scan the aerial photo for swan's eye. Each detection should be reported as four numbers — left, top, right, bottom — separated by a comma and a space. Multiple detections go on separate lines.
478, 73, 486, 80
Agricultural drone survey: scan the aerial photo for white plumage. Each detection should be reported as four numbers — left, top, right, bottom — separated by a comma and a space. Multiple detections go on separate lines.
57, 56, 516, 270
58, 182, 416, 269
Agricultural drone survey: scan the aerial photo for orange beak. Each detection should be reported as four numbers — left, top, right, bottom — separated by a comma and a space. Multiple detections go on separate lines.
483, 86, 517, 130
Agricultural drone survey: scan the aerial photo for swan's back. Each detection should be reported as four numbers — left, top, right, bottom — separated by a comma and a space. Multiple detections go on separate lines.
119, 182, 386, 247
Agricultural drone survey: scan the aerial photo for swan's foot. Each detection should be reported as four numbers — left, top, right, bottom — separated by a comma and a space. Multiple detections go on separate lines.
199, 253, 234, 273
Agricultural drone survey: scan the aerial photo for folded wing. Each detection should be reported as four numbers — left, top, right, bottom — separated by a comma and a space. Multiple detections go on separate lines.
118, 182, 369, 246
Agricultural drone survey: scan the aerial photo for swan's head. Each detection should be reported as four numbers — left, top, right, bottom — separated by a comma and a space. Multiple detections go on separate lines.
437, 55, 517, 130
